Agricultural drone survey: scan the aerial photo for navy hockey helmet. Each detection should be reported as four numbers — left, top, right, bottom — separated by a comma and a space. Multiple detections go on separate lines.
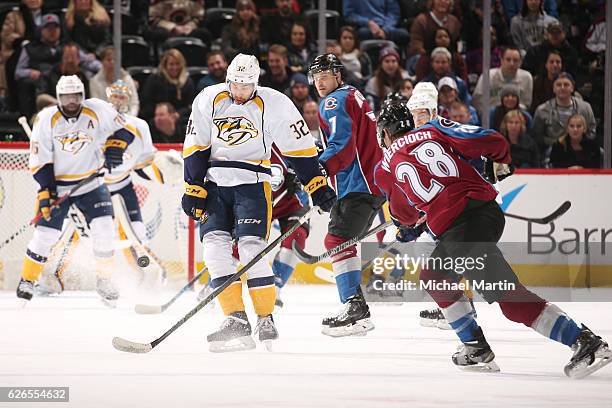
376, 102, 415, 148
307, 53, 344, 84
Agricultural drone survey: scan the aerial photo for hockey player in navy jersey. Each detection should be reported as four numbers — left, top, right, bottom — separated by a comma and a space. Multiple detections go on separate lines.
307, 54, 386, 337
375, 102, 611, 378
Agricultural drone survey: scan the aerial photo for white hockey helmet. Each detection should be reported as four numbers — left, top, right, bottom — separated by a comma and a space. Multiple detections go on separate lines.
226, 53, 260, 85
56, 75, 85, 117
407, 81, 438, 115
106, 80, 131, 113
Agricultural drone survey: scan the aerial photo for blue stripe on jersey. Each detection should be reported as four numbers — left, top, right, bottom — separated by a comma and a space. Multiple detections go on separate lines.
550, 315, 581, 346
424, 118, 498, 140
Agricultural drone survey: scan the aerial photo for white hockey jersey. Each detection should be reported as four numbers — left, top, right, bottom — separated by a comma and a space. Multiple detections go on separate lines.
184, 83, 318, 187
30, 98, 126, 196
104, 113, 156, 192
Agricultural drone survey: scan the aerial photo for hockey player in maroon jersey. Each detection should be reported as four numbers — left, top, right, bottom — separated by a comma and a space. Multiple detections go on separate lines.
307, 54, 386, 337
375, 102, 611, 378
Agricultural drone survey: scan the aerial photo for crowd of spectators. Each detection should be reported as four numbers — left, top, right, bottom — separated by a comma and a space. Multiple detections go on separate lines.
0, 0, 607, 169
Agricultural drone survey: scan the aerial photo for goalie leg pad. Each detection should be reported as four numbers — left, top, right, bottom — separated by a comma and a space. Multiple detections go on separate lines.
90, 216, 115, 258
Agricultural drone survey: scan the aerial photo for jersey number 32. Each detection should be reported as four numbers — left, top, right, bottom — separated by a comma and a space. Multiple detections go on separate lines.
395, 141, 458, 202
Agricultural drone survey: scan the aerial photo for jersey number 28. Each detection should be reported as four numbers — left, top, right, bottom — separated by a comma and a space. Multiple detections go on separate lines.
395, 141, 458, 202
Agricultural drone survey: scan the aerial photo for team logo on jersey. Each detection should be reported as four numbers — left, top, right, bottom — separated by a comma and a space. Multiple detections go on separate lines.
213, 116, 259, 146
324, 97, 338, 110
54, 131, 93, 154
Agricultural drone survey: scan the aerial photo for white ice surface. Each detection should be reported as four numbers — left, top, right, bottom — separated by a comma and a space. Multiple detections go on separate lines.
1, 285, 611, 408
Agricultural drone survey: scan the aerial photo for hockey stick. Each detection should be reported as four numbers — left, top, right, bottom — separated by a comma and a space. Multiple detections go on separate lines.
113, 205, 318, 353
504, 201, 571, 224
0, 169, 103, 251
133, 187, 292, 315
293, 221, 393, 265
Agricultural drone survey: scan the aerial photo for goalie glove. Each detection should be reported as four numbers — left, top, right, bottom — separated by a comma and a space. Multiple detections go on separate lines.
484, 158, 514, 183
36, 187, 58, 222
182, 182, 207, 220
304, 175, 336, 212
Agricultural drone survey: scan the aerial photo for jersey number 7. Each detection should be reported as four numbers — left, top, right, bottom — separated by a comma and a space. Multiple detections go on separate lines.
395, 141, 458, 202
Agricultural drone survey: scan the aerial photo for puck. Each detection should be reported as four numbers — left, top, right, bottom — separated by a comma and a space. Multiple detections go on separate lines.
137, 256, 150, 267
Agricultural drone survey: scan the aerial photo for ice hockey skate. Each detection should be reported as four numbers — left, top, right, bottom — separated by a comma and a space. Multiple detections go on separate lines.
96, 277, 119, 308
452, 327, 500, 372
16, 278, 34, 305
419, 307, 452, 330
564, 325, 612, 379
254, 314, 279, 351
322, 289, 374, 337
207, 311, 256, 353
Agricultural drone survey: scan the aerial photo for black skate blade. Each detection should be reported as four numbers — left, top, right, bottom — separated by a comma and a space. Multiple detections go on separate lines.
458, 361, 501, 373
565, 348, 612, 379
209, 336, 256, 353
322, 318, 375, 338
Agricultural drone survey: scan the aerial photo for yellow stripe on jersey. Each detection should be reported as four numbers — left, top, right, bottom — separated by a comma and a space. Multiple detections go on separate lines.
281, 147, 319, 157
183, 144, 210, 158
104, 169, 130, 183
245, 159, 271, 167
56, 169, 98, 180
81, 107, 99, 121
264, 181, 272, 241
213, 91, 231, 107
30, 161, 53, 174
50, 111, 63, 128
124, 123, 142, 138
253, 95, 264, 113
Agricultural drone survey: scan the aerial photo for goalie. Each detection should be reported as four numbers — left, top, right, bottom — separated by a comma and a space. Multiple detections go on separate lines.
16, 75, 136, 307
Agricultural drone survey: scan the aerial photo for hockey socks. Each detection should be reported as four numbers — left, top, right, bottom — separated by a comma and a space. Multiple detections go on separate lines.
335, 269, 361, 303
21, 249, 47, 282
272, 259, 294, 288
532, 303, 582, 347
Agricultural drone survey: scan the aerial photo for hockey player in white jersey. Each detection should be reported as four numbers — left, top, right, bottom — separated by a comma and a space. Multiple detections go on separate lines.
104, 80, 156, 244
16, 75, 136, 307
183, 54, 336, 352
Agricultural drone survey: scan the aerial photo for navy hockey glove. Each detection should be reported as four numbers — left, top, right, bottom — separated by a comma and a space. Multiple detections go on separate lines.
182, 182, 208, 220
103, 138, 127, 171
305, 175, 336, 212
36, 187, 58, 222
396, 224, 424, 243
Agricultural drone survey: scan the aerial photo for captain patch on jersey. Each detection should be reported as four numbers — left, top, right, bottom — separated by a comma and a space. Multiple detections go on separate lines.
213, 116, 259, 146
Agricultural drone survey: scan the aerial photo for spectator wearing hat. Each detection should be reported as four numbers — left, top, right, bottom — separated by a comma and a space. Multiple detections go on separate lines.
196, 51, 228, 93
0, 0, 44, 95
530, 49, 562, 114
364, 47, 409, 112
489, 84, 533, 131
473, 46, 532, 119
13, 14, 104, 119
510, 0, 559, 55
421, 47, 471, 105
522, 20, 578, 78
437, 76, 479, 125
288, 73, 312, 113
343, 0, 409, 45
260, 44, 292, 94
409, 0, 461, 58
532, 72, 596, 149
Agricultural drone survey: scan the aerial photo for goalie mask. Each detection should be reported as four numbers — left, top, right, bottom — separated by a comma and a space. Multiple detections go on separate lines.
56, 75, 85, 117
106, 80, 132, 114
376, 102, 415, 149
226, 53, 260, 103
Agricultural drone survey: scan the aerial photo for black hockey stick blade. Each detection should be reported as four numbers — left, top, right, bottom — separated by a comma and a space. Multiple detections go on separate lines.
294, 221, 392, 264
504, 201, 571, 224
114, 206, 318, 353
112, 337, 153, 353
